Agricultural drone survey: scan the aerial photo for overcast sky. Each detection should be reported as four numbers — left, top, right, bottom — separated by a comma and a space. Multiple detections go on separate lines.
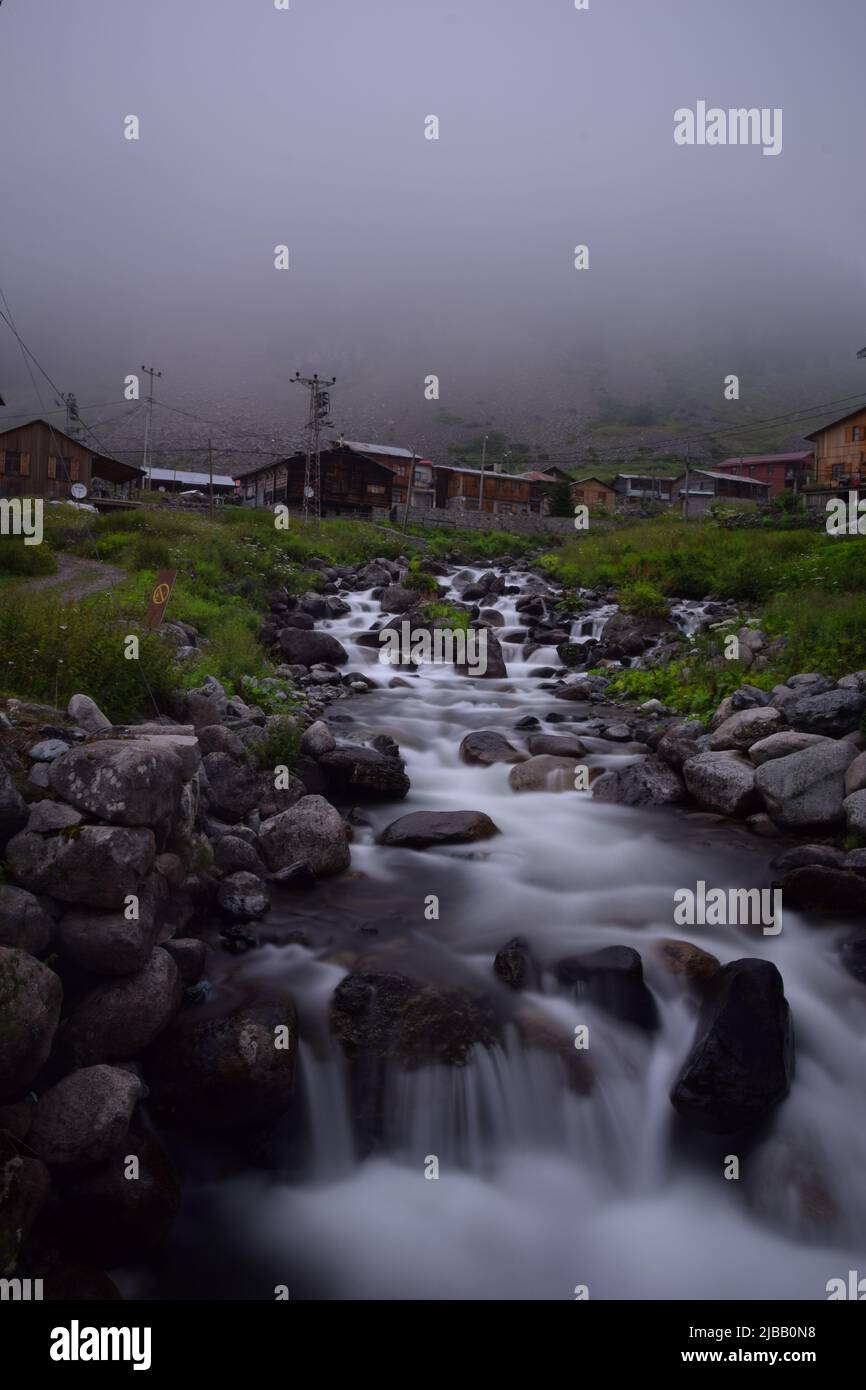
1, 0, 865, 457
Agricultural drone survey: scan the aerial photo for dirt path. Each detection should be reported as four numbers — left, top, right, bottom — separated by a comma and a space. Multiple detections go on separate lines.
21, 554, 128, 603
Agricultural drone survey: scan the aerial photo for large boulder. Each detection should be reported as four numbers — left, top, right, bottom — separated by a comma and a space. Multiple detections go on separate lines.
755, 739, 857, 832
299, 721, 336, 759
776, 866, 863, 916
67, 693, 112, 734
785, 688, 866, 738
592, 756, 685, 807
0, 764, 28, 851
682, 751, 758, 817
47, 741, 184, 827
258, 795, 351, 876
319, 745, 410, 800
379, 810, 500, 849
145, 1002, 298, 1131
509, 755, 580, 792
526, 733, 587, 759
600, 609, 675, 656
555, 946, 658, 1030
0, 884, 53, 953
670, 958, 793, 1134
748, 731, 830, 766
201, 752, 263, 822
217, 871, 271, 920
459, 731, 527, 766
6, 826, 156, 909
457, 630, 507, 679
0, 949, 63, 1100
379, 585, 420, 614
29, 1065, 142, 1169
709, 707, 786, 752
58, 876, 166, 977
276, 629, 348, 666
54, 948, 182, 1070
843, 790, 866, 838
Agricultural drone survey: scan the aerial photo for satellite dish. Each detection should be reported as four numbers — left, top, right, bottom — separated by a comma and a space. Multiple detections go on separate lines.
70, 483, 88, 500
304, 486, 314, 499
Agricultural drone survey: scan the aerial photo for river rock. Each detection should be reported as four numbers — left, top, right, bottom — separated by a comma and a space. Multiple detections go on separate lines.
58, 875, 166, 976
784, 688, 866, 738
459, 731, 527, 766
213, 834, 267, 877
161, 937, 207, 985
670, 958, 793, 1134
509, 755, 579, 792
379, 810, 500, 849
600, 610, 675, 656
47, 741, 183, 827
771, 844, 845, 872
754, 739, 857, 832
319, 745, 410, 799
592, 756, 685, 807
258, 795, 351, 876
45, 1129, 180, 1266
276, 629, 349, 666
493, 937, 539, 990
201, 752, 263, 822
299, 720, 336, 759
682, 751, 758, 817
145, 1001, 298, 1130
709, 707, 786, 752
843, 790, 866, 838
0, 884, 53, 953
653, 939, 721, 988
25, 800, 83, 834
527, 733, 587, 759
217, 871, 270, 920
0, 1154, 50, 1262
67, 693, 112, 734
196, 724, 244, 759
185, 675, 229, 730
29, 1065, 142, 1168
656, 723, 704, 771
54, 948, 182, 1070
0, 949, 63, 1100
775, 866, 864, 916
0, 764, 27, 850
748, 731, 830, 766
6, 825, 156, 909
556, 946, 658, 1030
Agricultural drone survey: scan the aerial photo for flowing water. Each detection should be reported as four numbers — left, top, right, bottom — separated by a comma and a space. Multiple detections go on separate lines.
130, 565, 866, 1301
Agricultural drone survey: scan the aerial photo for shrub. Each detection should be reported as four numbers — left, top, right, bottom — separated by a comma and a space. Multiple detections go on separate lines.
616, 580, 669, 618
246, 713, 301, 771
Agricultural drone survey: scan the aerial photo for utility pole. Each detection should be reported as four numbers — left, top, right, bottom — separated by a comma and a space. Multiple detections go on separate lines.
402, 450, 417, 531
293, 372, 335, 522
478, 433, 488, 513
56, 392, 80, 439
683, 441, 691, 521
141, 365, 162, 489
208, 438, 214, 521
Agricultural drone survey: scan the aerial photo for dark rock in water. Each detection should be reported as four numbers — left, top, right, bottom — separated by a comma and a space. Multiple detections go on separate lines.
493, 937, 539, 991
319, 744, 410, 799
456, 630, 507, 679
785, 688, 866, 738
259, 795, 350, 877
653, 939, 721, 988
670, 958, 793, 1134
29, 1064, 142, 1169
269, 860, 316, 889
770, 844, 846, 872
682, 751, 758, 818
161, 937, 206, 985
276, 629, 349, 667
775, 867, 864, 916
459, 731, 527, 766
600, 609, 675, 657
379, 810, 500, 849
657, 724, 705, 771
592, 757, 685, 807
45, 1129, 180, 1267
53, 949, 183, 1072
145, 1001, 298, 1131
527, 733, 586, 759
840, 935, 866, 984
514, 715, 540, 730
556, 946, 658, 1030
370, 733, 400, 759
217, 871, 270, 921
544, 712, 573, 723
556, 642, 584, 668
277, 612, 315, 630
213, 834, 267, 878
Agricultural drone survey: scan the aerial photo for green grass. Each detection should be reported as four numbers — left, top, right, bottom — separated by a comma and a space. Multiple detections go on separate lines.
422, 601, 470, 630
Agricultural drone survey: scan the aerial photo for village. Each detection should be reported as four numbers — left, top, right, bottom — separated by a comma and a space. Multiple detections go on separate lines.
2, 402, 866, 533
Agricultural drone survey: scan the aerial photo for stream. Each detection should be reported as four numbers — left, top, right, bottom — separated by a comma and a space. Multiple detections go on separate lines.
126, 564, 866, 1301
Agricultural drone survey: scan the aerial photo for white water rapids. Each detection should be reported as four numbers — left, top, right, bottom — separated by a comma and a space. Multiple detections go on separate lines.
128, 565, 866, 1301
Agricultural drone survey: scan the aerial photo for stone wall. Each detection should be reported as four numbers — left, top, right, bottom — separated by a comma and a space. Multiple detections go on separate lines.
371, 505, 576, 537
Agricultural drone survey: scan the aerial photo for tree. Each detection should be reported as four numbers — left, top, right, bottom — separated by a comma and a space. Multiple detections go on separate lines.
546, 479, 574, 517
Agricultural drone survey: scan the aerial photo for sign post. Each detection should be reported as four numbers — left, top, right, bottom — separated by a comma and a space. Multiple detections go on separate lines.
144, 569, 178, 630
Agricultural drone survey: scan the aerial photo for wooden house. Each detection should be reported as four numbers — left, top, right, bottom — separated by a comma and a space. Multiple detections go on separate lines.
238, 444, 394, 515
805, 408, 866, 489
0, 418, 143, 500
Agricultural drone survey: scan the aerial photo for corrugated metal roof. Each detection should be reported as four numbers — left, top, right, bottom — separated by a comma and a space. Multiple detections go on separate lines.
717, 453, 812, 466
147, 468, 235, 487
340, 440, 415, 458
691, 469, 770, 487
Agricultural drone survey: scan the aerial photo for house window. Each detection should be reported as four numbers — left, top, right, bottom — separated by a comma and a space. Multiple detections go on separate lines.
832, 463, 843, 480
4, 451, 21, 474
367, 484, 385, 494
853, 428, 863, 441
48, 457, 57, 479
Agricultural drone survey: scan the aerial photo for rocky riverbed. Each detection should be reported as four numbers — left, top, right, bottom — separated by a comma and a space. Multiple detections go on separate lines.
2, 553, 865, 1300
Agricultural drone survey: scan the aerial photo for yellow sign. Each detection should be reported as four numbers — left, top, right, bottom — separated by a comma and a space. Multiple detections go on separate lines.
144, 570, 178, 629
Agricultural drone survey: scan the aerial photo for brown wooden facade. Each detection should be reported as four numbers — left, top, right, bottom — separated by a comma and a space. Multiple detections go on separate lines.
569, 476, 618, 509
0, 419, 142, 500
806, 408, 866, 488
239, 445, 395, 515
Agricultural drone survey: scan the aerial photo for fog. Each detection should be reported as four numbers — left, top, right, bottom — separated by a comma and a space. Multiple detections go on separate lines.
2, 0, 865, 461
